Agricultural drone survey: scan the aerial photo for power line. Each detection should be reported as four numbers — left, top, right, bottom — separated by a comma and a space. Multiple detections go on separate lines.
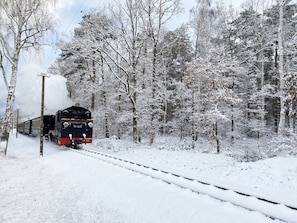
43, 0, 94, 68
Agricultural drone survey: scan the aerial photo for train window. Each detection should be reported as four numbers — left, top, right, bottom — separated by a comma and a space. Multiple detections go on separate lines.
85, 111, 91, 119
57, 112, 61, 121
72, 110, 79, 118
62, 110, 70, 118
59, 107, 91, 119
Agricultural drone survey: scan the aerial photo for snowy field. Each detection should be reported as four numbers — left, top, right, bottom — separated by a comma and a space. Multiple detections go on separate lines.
1, 133, 297, 223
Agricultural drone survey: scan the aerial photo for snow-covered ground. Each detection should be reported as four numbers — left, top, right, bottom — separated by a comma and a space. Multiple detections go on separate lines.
1, 133, 296, 223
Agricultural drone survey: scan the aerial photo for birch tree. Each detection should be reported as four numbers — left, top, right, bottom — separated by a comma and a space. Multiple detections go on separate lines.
107, 0, 145, 143
140, 0, 182, 144
278, 0, 296, 135
0, 0, 55, 155
190, 0, 218, 59
189, 0, 225, 143
277, 0, 286, 135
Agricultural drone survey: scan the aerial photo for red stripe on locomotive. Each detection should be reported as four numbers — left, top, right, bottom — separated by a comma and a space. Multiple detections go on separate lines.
57, 137, 92, 146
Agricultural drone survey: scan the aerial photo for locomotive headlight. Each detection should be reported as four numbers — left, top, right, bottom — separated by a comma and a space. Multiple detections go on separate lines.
63, 122, 69, 128
88, 122, 93, 128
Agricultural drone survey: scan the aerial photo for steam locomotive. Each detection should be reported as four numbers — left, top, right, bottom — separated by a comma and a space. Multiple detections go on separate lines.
17, 106, 93, 149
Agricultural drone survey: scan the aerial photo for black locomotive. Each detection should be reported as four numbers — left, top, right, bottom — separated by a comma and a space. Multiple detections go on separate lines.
17, 106, 93, 148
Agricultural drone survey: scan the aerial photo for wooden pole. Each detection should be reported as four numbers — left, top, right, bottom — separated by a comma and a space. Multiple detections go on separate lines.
16, 109, 19, 138
39, 73, 47, 157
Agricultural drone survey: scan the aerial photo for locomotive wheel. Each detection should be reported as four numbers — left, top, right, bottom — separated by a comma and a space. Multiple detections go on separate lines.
73, 144, 82, 150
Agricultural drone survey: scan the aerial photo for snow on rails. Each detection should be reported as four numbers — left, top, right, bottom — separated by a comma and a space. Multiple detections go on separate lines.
73, 148, 297, 223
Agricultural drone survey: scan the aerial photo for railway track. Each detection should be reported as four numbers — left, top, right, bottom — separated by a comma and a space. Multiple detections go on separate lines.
71, 148, 297, 223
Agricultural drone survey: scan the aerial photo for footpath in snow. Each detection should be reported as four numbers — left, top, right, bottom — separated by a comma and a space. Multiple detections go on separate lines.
0, 133, 296, 223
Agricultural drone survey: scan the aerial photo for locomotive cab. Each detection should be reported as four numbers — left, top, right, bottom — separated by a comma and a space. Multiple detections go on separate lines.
54, 106, 93, 148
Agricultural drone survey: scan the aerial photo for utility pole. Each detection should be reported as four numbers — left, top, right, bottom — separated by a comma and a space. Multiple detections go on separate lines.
16, 109, 19, 138
39, 73, 48, 157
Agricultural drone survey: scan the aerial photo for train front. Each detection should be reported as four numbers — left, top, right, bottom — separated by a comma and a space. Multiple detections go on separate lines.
55, 106, 93, 148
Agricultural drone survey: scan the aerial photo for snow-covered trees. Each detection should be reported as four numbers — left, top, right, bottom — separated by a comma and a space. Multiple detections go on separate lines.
185, 50, 243, 152
159, 26, 193, 136
50, 0, 297, 154
226, 1, 297, 137
55, 0, 182, 143
53, 11, 114, 139
139, 0, 182, 144
0, 0, 55, 155
275, 0, 297, 135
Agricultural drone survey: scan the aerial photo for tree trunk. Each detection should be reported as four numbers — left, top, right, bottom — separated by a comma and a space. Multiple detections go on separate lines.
0, 0, 54, 156
231, 104, 234, 143
260, 18, 265, 137
278, 0, 286, 135
289, 102, 294, 132
132, 100, 138, 143
214, 122, 220, 153
191, 90, 195, 142
2, 65, 18, 155
150, 47, 157, 145
231, 78, 235, 143
274, 41, 280, 133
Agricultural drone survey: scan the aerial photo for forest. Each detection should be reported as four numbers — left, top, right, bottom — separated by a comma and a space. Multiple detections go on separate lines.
47, 0, 297, 156
1, 0, 297, 158
45, 0, 297, 156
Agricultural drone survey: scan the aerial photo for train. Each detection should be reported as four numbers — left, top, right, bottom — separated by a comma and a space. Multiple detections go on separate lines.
17, 106, 93, 149
18, 115, 55, 138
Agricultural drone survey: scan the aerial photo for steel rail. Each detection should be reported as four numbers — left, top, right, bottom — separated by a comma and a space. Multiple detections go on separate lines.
71, 148, 297, 223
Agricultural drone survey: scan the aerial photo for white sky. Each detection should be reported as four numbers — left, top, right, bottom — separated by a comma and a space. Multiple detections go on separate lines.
0, 0, 245, 117
46, 0, 246, 68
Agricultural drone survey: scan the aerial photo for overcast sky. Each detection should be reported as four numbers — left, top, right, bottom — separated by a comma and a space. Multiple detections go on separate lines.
0, 0, 245, 118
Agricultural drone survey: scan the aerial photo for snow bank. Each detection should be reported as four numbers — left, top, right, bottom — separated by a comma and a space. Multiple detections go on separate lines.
1, 134, 296, 222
